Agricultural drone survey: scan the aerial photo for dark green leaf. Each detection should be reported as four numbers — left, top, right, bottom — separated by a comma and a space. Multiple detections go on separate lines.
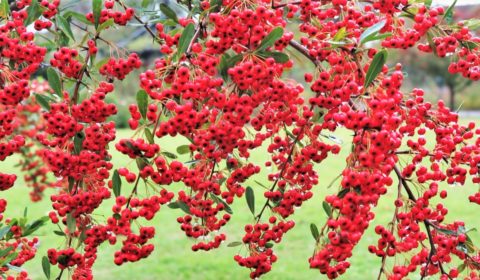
245, 186, 255, 215
46, 68, 62, 97
23, 216, 48, 236
35, 94, 51, 111
25, 0, 42, 26
219, 54, 243, 80
310, 223, 320, 241
167, 202, 180, 209
136, 90, 148, 120
74, 132, 85, 154
359, 20, 386, 46
175, 23, 195, 61
136, 157, 149, 170
145, 128, 154, 144
337, 188, 350, 198
56, 15, 75, 42
92, 0, 102, 29
211, 194, 233, 214
364, 49, 387, 87
424, 0, 432, 8
227, 241, 242, 247
160, 3, 178, 23
260, 51, 289, 63
265, 242, 274, 248
457, 263, 466, 273
53, 230, 66, 236
436, 228, 456, 236
42, 256, 51, 279
112, 170, 122, 197
322, 201, 332, 217
176, 145, 190, 155
162, 151, 177, 159
257, 27, 284, 51
443, 0, 457, 24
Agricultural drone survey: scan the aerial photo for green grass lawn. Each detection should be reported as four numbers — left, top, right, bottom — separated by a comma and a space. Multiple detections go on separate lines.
1, 122, 479, 280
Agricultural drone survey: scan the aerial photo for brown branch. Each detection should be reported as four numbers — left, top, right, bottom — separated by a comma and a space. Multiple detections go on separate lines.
288, 40, 321, 68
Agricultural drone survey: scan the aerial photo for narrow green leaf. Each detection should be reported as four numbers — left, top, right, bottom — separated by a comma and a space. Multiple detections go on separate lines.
265, 242, 274, 248
364, 49, 387, 87
176, 145, 190, 155
56, 15, 75, 42
0, 247, 13, 258
162, 151, 177, 159
46, 68, 62, 97
35, 95, 51, 111
53, 230, 66, 236
259, 51, 290, 63
211, 194, 233, 214
112, 170, 122, 197
73, 132, 85, 154
457, 263, 466, 273
333, 27, 347, 42
245, 186, 255, 215
175, 23, 195, 61
322, 201, 332, 217
23, 217, 48, 236
359, 20, 386, 46
42, 256, 51, 279
160, 3, 178, 23
142, 0, 152, 8
0, 252, 18, 267
97, 18, 114, 33
257, 27, 284, 51
310, 223, 320, 241
145, 128, 154, 144
92, 0, 102, 29
443, 0, 457, 24
64, 11, 93, 25
227, 241, 242, 247
136, 90, 148, 120
177, 201, 191, 214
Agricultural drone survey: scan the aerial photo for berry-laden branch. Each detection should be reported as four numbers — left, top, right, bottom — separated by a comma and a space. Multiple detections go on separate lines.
0, 0, 479, 280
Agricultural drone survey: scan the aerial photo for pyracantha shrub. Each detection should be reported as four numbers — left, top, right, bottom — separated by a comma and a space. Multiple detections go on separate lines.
0, 0, 480, 279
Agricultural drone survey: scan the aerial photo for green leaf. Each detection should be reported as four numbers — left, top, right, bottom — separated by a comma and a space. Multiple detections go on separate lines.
145, 128, 154, 144
168, 201, 191, 214
56, 15, 75, 42
161, 151, 177, 159
46, 68, 62, 97
443, 0, 457, 24
333, 27, 347, 42
175, 23, 195, 61
463, 19, 480, 31
35, 94, 51, 111
176, 145, 190, 155
64, 11, 93, 25
160, 3, 178, 23
245, 186, 255, 215
42, 256, 51, 279
219, 54, 243, 80
0, 0, 10, 18
322, 201, 332, 217
310, 223, 320, 241
0, 226, 10, 239
136, 90, 148, 120
53, 230, 66, 236
227, 241, 242, 247
97, 18, 114, 33
23, 217, 48, 236
25, 0, 42, 26
92, 0, 102, 29
211, 194, 233, 214
0, 247, 13, 258
74, 132, 85, 154
0, 252, 18, 267
136, 157, 149, 170
265, 242, 274, 248
364, 49, 387, 88
66, 213, 76, 234
457, 263, 466, 273
359, 20, 386, 46
112, 170, 122, 197
257, 27, 284, 51
259, 51, 289, 63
